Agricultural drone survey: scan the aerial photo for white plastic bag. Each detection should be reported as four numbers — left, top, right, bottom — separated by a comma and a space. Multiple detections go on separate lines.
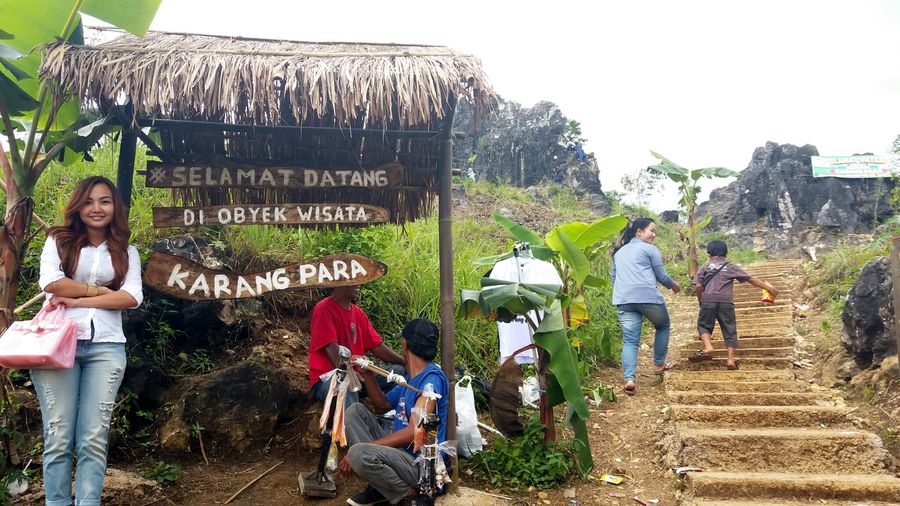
455, 375, 484, 458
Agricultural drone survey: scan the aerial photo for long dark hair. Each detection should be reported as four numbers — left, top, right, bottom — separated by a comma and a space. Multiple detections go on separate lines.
612, 217, 654, 256
48, 176, 131, 290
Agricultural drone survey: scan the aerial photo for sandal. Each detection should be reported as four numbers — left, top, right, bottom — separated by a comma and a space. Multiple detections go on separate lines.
726, 362, 739, 370
653, 362, 678, 374
688, 351, 714, 363
623, 382, 636, 395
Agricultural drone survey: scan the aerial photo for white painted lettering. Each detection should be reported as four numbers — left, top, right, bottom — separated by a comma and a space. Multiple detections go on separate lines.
317, 263, 334, 283
258, 169, 275, 186
332, 260, 349, 280
220, 168, 232, 185
363, 171, 377, 186
213, 274, 232, 298
172, 167, 186, 186
237, 169, 255, 185
298, 264, 317, 284
336, 170, 351, 185
255, 272, 273, 293
350, 259, 368, 278
350, 171, 363, 186
375, 170, 388, 186
277, 169, 292, 185
248, 207, 260, 222
261, 207, 271, 222
320, 171, 335, 186
235, 276, 255, 297
274, 207, 286, 222
188, 167, 201, 186
304, 170, 318, 186
297, 206, 313, 221
233, 207, 245, 224
218, 208, 231, 224
272, 268, 289, 289
333, 206, 344, 221
167, 263, 190, 289
183, 209, 195, 226
189, 273, 210, 296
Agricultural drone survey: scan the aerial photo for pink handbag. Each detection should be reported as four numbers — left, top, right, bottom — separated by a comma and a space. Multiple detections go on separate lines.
0, 304, 77, 369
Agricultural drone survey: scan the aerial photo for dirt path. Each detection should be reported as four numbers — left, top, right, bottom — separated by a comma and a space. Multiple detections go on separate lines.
665, 260, 900, 505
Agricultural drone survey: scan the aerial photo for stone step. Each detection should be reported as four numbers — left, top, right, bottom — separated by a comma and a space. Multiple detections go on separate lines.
677, 346, 794, 359
671, 405, 854, 427
685, 471, 900, 503
732, 299, 790, 308
687, 500, 898, 506
711, 327, 790, 339
666, 378, 807, 393
668, 391, 830, 406
680, 356, 793, 370
676, 428, 892, 473
734, 304, 791, 315
680, 336, 795, 352
732, 293, 793, 303
668, 369, 795, 382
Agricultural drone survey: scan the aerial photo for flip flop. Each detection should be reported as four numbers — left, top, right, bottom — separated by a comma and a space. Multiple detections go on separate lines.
623, 382, 636, 395
653, 362, 678, 374
688, 351, 714, 363
726, 362, 740, 370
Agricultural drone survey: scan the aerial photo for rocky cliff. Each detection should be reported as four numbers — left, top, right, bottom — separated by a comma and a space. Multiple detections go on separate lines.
452, 98, 604, 197
696, 142, 896, 255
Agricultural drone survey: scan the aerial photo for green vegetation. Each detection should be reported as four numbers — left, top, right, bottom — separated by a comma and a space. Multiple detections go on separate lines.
470, 418, 574, 489
142, 459, 181, 486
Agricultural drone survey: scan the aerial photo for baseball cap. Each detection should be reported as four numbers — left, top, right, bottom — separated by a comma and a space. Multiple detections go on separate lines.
397, 318, 439, 360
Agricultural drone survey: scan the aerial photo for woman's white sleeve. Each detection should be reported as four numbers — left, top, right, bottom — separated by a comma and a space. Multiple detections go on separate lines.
119, 246, 144, 308
38, 235, 65, 290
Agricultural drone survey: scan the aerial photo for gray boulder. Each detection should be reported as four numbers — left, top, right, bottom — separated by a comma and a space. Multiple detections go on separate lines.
697, 142, 895, 254
841, 257, 896, 368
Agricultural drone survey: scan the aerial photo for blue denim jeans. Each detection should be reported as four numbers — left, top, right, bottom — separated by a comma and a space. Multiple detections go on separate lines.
617, 303, 671, 382
31, 341, 126, 506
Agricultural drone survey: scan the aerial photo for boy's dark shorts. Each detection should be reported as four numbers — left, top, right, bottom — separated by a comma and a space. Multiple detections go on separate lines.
697, 302, 738, 347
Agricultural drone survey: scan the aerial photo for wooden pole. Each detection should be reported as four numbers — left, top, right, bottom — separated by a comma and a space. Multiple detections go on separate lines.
116, 104, 137, 217
891, 236, 900, 359
437, 96, 457, 489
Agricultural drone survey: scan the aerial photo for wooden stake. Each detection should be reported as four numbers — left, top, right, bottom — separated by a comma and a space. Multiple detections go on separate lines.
14, 292, 45, 315
891, 236, 900, 360
224, 460, 283, 504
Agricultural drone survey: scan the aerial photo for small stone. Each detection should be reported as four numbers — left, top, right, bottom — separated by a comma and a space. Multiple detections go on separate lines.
538, 491, 549, 500
563, 488, 576, 498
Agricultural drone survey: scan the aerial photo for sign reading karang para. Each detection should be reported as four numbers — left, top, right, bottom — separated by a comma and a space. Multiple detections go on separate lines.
152, 203, 390, 228
145, 161, 403, 188
145, 252, 387, 300
811, 155, 900, 178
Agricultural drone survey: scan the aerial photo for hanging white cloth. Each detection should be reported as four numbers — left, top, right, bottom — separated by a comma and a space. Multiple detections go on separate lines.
487, 255, 562, 364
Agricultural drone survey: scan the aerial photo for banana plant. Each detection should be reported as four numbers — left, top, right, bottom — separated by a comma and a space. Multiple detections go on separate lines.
459, 213, 627, 476
647, 151, 737, 276
0, 0, 162, 329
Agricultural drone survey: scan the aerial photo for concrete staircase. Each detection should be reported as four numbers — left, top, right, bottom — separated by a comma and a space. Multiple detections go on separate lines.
667, 260, 900, 505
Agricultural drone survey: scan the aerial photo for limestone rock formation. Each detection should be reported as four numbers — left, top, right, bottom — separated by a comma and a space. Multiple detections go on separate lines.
452, 98, 604, 197
696, 142, 895, 255
841, 257, 896, 368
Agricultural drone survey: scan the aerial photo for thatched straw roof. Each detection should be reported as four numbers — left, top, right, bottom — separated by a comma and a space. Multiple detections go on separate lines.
40, 31, 495, 130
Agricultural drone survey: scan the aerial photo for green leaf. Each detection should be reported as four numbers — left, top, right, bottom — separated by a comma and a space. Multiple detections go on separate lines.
0, 71, 39, 115
0, 55, 29, 80
569, 413, 594, 476
0, 29, 13, 39
557, 215, 629, 249
582, 274, 608, 290
691, 213, 712, 233
473, 251, 514, 266
492, 213, 544, 246
81, 0, 163, 37
545, 228, 589, 286
696, 166, 738, 179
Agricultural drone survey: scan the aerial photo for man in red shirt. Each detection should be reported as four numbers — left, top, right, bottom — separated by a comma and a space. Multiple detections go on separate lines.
309, 285, 404, 404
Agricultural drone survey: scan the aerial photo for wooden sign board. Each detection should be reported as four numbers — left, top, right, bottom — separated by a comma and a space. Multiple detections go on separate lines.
145, 251, 387, 300
145, 161, 403, 189
152, 203, 390, 228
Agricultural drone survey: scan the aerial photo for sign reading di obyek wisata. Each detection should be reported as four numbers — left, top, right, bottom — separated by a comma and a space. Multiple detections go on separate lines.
152, 204, 390, 227
811, 155, 900, 178
145, 252, 387, 300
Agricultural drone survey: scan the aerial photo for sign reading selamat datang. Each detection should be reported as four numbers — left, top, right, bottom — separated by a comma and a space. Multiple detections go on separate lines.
811, 155, 900, 178
145, 161, 404, 188
145, 252, 387, 300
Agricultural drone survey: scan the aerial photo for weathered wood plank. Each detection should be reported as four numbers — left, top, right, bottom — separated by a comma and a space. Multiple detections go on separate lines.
145, 161, 403, 188
152, 203, 390, 228
145, 252, 387, 300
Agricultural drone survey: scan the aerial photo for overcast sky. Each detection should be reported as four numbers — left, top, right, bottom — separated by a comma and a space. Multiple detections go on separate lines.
142, 0, 900, 210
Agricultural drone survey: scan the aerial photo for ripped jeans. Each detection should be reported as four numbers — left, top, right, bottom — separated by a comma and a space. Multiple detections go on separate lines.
31, 341, 126, 506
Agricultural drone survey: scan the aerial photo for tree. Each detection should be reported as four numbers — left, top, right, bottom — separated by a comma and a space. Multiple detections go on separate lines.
620, 167, 665, 208
0, 0, 162, 328
647, 152, 737, 276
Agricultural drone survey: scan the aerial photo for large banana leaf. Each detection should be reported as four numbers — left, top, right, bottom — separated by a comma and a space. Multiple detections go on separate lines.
554, 215, 628, 250
473, 245, 556, 266
544, 228, 589, 287
492, 213, 544, 246
532, 300, 592, 474
458, 279, 561, 324
694, 166, 738, 180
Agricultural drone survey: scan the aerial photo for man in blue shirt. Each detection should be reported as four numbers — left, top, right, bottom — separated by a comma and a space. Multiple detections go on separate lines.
341, 318, 449, 506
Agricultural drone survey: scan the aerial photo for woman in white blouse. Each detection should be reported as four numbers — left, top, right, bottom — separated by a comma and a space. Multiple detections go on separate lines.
34, 176, 143, 506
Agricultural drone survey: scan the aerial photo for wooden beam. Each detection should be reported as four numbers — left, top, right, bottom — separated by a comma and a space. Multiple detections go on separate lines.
116, 112, 138, 214
437, 95, 457, 489
130, 117, 442, 139
892, 236, 900, 359
144, 252, 386, 301
145, 161, 403, 189
152, 203, 390, 228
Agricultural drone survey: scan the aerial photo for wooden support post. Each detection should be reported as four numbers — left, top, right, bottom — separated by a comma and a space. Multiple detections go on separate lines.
116, 119, 137, 217
892, 236, 900, 359
438, 96, 457, 489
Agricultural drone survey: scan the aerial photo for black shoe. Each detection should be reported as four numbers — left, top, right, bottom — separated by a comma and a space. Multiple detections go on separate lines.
346, 486, 388, 506
397, 494, 434, 506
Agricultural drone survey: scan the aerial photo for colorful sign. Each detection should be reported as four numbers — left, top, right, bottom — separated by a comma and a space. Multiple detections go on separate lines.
810, 155, 900, 178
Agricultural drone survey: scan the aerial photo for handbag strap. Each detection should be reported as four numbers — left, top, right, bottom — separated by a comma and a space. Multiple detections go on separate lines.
701, 262, 729, 291
33, 302, 66, 322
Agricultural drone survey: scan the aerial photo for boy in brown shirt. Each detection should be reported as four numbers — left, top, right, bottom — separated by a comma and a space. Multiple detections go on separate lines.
689, 240, 778, 369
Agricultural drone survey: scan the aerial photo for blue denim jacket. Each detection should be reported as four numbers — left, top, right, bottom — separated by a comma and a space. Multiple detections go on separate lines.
611, 238, 675, 305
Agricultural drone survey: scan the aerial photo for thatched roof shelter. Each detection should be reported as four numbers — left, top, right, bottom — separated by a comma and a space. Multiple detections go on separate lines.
40, 31, 496, 222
